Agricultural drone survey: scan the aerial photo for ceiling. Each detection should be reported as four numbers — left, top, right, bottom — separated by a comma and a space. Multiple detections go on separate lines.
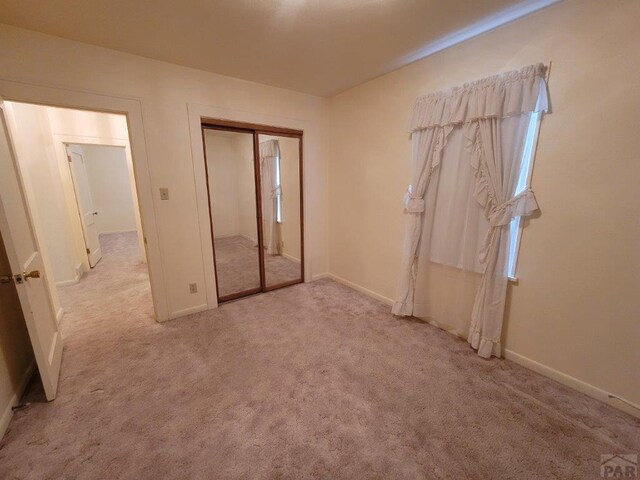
0, 0, 559, 96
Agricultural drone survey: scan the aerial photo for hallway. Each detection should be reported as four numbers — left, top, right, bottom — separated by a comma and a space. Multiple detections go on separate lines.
57, 231, 153, 341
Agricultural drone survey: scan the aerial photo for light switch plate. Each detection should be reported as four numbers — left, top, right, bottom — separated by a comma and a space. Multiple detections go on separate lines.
159, 188, 169, 200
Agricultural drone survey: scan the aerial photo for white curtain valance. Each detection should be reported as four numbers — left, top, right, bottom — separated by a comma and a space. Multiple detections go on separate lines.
408, 63, 548, 133
259, 139, 280, 159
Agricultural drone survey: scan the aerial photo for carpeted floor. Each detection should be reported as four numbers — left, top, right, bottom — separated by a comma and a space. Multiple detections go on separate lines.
214, 235, 301, 297
0, 232, 638, 479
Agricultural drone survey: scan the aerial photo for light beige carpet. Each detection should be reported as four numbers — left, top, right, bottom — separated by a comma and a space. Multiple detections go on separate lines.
0, 232, 638, 479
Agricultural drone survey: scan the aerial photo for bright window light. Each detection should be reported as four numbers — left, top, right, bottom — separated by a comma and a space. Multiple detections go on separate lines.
275, 154, 282, 223
507, 110, 542, 279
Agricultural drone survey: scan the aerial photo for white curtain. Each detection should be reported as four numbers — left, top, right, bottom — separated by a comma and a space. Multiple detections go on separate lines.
259, 140, 282, 255
392, 127, 448, 315
393, 63, 549, 358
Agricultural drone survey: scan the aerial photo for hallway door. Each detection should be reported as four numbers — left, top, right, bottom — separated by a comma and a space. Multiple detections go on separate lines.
0, 101, 62, 401
66, 145, 102, 267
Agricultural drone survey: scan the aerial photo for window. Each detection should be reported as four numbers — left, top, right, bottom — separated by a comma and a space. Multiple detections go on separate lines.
507, 110, 542, 279
275, 153, 282, 223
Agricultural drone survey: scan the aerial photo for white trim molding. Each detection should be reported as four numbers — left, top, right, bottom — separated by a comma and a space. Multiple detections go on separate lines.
503, 349, 640, 419
325, 273, 394, 307
167, 303, 210, 322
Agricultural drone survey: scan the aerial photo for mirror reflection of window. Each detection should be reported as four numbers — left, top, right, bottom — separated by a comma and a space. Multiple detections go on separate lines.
275, 153, 282, 224
259, 135, 302, 288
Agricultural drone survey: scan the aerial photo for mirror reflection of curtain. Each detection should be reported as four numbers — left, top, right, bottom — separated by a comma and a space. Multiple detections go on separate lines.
259, 140, 282, 255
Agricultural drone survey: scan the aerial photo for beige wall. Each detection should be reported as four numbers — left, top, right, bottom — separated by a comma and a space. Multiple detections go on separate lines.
0, 24, 329, 319
327, 0, 640, 409
204, 130, 258, 240
205, 132, 242, 238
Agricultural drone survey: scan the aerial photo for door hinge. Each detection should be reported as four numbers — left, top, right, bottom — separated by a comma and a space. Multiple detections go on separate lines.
86, 248, 91, 254
67, 155, 72, 163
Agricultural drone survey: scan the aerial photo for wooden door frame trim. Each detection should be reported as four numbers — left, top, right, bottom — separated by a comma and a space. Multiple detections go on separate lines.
201, 117, 303, 137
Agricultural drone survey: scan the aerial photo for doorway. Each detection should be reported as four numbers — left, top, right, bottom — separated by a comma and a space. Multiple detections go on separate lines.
1, 100, 154, 396
201, 120, 304, 303
65, 143, 146, 271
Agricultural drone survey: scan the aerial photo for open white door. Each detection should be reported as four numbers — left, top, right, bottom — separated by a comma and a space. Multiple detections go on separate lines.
66, 145, 102, 267
0, 101, 62, 401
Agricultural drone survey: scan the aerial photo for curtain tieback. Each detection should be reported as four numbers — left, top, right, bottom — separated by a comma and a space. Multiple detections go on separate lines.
478, 188, 540, 266
487, 188, 539, 227
403, 185, 425, 213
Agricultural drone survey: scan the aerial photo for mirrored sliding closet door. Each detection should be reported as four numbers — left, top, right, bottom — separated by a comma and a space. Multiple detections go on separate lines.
202, 121, 304, 303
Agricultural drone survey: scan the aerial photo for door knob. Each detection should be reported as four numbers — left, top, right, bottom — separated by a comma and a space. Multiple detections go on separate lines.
0, 274, 13, 284
93, 211, 98, 215
23, 270, 40, 280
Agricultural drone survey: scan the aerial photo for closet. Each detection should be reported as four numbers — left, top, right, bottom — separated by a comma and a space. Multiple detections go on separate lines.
201, 119, 304, 303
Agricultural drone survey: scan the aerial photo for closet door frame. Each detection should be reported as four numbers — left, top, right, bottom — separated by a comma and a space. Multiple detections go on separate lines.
200, 118, 304, 303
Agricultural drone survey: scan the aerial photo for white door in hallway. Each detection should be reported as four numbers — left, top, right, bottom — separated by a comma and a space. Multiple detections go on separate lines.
66, 145, 102, 267
0, 101, 62, 401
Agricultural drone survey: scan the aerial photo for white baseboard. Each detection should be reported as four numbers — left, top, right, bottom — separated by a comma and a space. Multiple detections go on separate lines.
166, 303, 210, 322
323, 272, 639, 418
0, 361, 35, 440
282, 252, 301, 264
55, 263, 86, 288
325, 273, 394, 306
503, 349, 640, 419
311, 272, 329, 281
56, 277, 79, 287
